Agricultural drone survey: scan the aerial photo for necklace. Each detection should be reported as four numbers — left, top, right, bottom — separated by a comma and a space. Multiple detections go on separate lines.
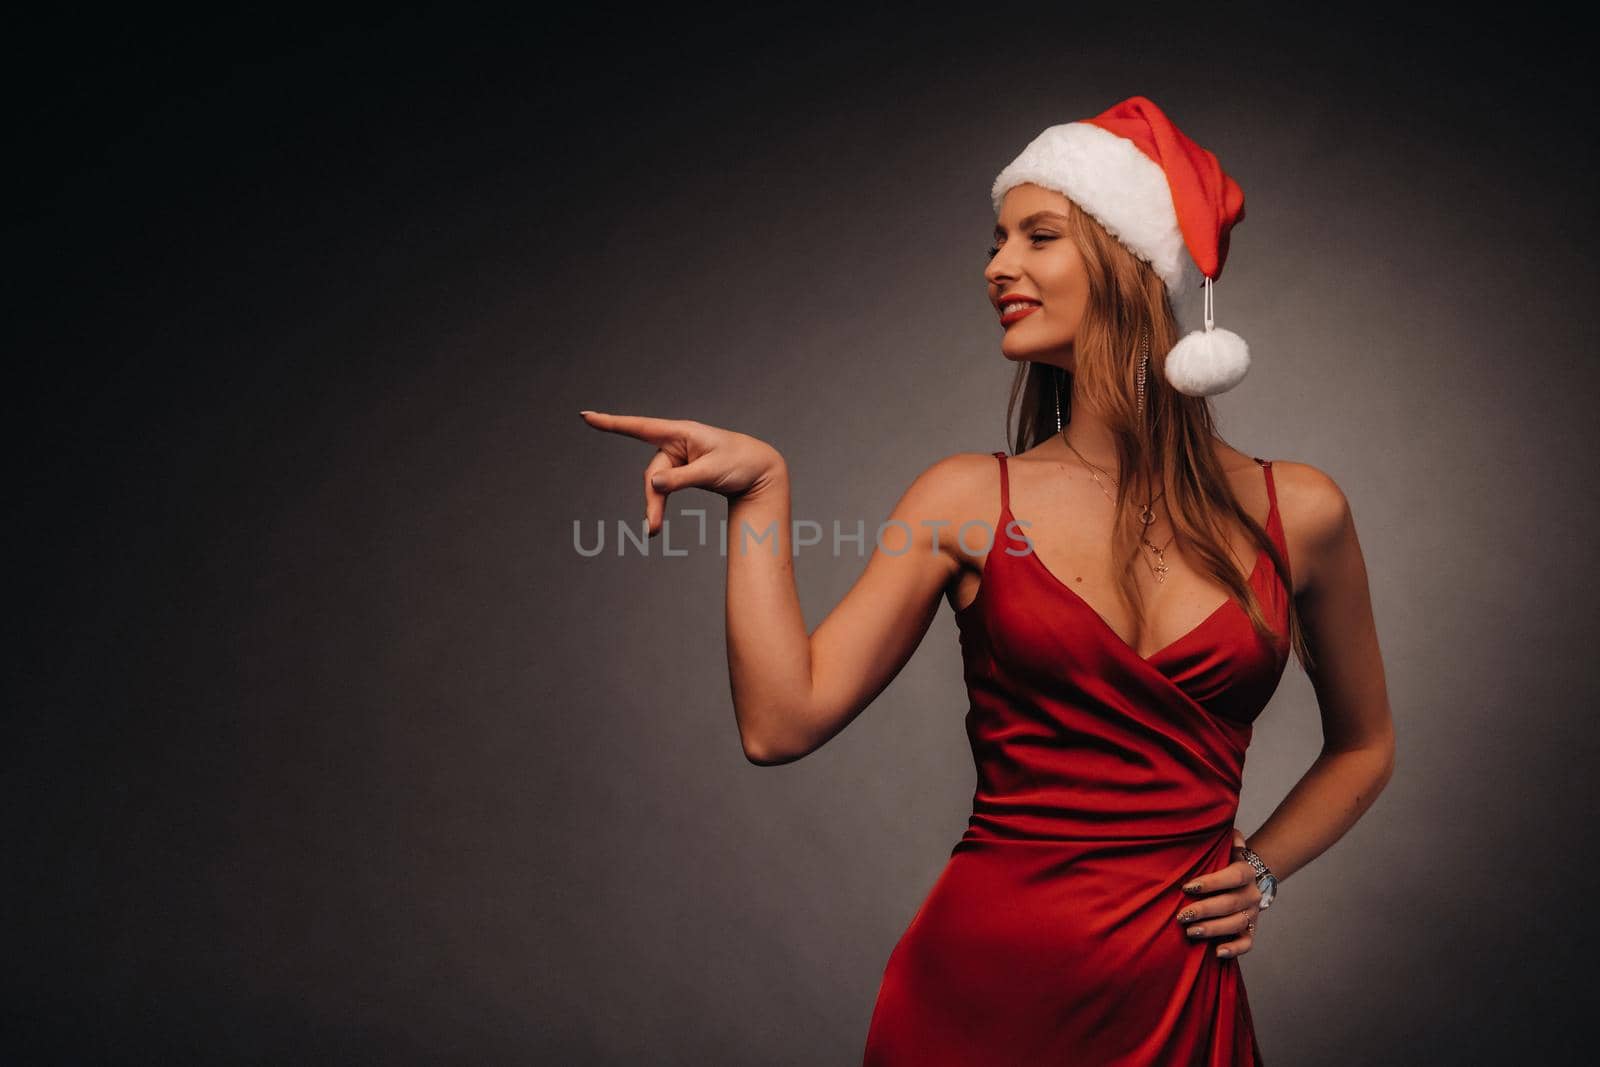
1060, 429, 1176, 583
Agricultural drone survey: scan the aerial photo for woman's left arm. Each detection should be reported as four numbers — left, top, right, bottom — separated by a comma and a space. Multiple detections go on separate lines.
1177, 463, 1397, 959
1243, 461, 1398, 884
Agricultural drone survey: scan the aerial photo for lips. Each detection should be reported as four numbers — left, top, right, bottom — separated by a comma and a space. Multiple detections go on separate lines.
999, 300, 1041, 326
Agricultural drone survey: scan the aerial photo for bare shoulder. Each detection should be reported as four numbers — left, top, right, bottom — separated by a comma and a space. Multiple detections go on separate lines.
892, 451, 1005, 562
1268, 459, 1356, 593
895, 450, 1001, 504
1270, 460, 1352, 544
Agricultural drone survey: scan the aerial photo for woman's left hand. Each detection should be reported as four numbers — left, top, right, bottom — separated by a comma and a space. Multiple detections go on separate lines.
1175, 828, 1263, 959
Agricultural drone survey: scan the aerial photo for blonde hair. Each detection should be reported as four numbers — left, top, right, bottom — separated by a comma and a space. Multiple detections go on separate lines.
1004, 198, 1314, 674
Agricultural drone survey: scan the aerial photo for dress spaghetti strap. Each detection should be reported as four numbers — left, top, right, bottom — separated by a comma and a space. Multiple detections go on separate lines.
1254, 457, 1291, 589
991, 450, 1010, 517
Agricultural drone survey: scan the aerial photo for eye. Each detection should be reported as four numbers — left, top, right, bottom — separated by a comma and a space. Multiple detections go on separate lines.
987, 232, 1056, 260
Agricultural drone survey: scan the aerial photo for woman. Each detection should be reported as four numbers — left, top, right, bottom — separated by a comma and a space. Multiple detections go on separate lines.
581, 96, 1395, 1065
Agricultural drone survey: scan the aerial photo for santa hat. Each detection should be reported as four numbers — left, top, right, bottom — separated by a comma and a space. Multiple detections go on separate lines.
990, 95, 1250, 397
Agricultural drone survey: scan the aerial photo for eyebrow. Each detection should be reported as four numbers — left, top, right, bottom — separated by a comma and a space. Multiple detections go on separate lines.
993, 211, 1069, 238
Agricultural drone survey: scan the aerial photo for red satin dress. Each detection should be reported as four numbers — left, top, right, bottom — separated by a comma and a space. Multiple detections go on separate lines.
862, 451, 1292, 1066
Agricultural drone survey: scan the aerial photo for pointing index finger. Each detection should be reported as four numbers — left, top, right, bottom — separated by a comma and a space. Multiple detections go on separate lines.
579, 411, 684, 444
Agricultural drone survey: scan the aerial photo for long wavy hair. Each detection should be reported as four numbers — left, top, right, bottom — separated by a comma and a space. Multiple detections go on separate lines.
1004, 198, 1314, 674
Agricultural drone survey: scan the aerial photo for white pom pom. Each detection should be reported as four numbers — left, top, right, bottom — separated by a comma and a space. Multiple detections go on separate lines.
1163, 327, 1251, 397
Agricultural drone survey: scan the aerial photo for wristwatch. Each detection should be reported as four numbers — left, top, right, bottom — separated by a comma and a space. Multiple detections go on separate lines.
1238, 846, 1278, 910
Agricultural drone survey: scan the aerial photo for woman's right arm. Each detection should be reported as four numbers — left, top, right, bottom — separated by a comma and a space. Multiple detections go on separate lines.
726, 452, 988, 764
580, 412, 982, 765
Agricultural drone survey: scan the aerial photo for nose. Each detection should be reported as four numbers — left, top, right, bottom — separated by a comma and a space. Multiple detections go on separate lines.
985, 254, 1013, 292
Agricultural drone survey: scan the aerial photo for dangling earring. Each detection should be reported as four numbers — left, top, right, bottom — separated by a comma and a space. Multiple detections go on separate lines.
1054, 365, 1065, 433
1135, 324, 1151, 421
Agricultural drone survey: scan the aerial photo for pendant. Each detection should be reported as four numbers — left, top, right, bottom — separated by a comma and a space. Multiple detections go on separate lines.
1143, 541, 1169, 583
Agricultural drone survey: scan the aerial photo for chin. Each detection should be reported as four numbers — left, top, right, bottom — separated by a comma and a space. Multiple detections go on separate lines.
1000, 332, 1071, 365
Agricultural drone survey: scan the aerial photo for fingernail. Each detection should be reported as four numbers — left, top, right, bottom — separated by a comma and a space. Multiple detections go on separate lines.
650, 475, 666, 490
1177, 911, 1195, 923
1217, 947, 1232, 958
1186, 926, 1204, 937
580, 410, 595, 416
1183, 882, 1202, 894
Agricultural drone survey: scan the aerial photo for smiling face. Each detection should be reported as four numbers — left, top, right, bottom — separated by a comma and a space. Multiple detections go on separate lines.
985, 184, 1092, 369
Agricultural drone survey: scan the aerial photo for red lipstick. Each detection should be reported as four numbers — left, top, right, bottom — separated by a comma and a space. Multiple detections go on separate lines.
998, 297, 1042, 326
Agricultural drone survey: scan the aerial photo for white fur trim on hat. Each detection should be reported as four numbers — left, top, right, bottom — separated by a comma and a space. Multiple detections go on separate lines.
991, 122, 1203, 298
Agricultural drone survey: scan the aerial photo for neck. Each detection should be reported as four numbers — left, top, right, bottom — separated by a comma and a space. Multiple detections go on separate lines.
1058, 409, 1121, 472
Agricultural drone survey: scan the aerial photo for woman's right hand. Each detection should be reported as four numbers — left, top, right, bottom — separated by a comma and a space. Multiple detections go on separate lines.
578, 411, 786, 536
581, 409, 980, 763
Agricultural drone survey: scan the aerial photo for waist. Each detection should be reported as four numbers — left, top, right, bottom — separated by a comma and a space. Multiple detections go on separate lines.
959, 787, 1240, 845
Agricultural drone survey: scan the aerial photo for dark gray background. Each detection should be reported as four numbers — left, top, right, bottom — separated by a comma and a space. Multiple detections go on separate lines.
10, 5, 1596, 1064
